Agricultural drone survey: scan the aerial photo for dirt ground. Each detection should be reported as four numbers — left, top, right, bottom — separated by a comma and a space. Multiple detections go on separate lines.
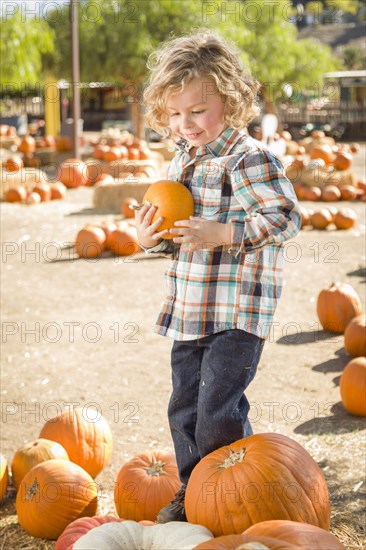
0, 144, 365, 549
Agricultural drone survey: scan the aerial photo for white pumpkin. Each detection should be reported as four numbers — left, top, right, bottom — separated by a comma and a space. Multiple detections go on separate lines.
73, 520, 213, 549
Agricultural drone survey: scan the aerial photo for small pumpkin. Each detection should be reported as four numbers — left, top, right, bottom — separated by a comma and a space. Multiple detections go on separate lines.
338, 184, 357, 201
106, 226, 140, 256
321, 185, 341, 202
11, 438, 69, 491
310, 209, 332, 230
344, 314, 366, 357
0, 453, 9, 501
18, 135, 36, 154
59, 158, 88, 188
114, 450, 181, 521
16, 459, 98, 540
333, 151, 352, 171
334, 208, 357, 230
73, 520, 213, 549
317, 282, 363, 333
39, 407, 113, 478
310, 144, 334, 165
5, 156, 23, 172
185, 433, 330, 537
74, 226, 106, 259
5, 186, 27, 203
33, 182, 51, 202
50, 182, 67, 200
302, 186, 321, 201
142, 180, 195, 239
340, 357, 366, 417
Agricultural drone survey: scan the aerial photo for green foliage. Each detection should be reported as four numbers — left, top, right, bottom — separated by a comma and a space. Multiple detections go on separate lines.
0, 12, 54, 86
206, 0, 340, 104
47, 0, 206, 84
342, 45, 364, 69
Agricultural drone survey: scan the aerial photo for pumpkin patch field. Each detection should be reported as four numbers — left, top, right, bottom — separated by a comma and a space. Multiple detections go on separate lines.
0, 143, 365, 549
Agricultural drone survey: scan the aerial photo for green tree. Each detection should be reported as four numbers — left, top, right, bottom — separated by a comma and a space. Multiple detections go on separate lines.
343, 45, 364, 69
47, 0, 207, 83
208, 0, 341, 111
0, 12, 54, 86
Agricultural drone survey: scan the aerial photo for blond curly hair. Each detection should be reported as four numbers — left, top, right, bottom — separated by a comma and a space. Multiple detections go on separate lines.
143, 30, 260, 139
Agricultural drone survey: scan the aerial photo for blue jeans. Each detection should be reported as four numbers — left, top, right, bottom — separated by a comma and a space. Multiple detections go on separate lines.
168, 329, 265, 486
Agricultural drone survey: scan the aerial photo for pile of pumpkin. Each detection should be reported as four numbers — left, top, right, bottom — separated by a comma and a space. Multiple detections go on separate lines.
74, 219, 140, 259
317, 282, 366, 417
91, 131, 158, 164
281, 131, 365, 202
0, 405, 347, 548
300, 205, 357, 230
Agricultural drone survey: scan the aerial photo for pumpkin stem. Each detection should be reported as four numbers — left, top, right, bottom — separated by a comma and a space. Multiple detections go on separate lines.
219, 448, 246, 469
143, 460, 167, 477
26, 479, 40, 501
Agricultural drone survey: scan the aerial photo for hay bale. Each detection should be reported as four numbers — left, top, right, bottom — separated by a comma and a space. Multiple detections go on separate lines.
148, 142, 176, 161
93, 178, 152, 212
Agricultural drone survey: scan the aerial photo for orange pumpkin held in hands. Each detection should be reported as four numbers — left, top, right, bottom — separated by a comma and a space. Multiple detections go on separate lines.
114, 450, 181, 521
11, 438, 69, 491
317, 282, 363, 333
16, 459, 98, 539
39, 407, 113, 477
340, 357, 366, 417
142, 180, 194, 239
344, 314, 366, 357
185, 433, 331, 536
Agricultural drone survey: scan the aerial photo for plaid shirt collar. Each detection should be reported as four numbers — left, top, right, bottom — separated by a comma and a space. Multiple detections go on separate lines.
175, 126, 245, 158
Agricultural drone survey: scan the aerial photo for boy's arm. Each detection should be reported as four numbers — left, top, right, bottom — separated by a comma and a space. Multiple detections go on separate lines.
228, 149, 301, 256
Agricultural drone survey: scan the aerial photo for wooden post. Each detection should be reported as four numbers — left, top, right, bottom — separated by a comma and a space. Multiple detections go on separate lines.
71, 0, 81, 158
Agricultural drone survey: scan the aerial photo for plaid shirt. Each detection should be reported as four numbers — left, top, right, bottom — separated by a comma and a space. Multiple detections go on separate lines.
144, 127, 301, 341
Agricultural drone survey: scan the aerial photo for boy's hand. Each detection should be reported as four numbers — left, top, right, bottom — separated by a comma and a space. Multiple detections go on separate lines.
135, 202, 169, 248
170, 216, 231, 250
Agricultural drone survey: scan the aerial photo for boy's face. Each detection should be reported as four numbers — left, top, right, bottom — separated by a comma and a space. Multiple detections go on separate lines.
166, 77, 226, 148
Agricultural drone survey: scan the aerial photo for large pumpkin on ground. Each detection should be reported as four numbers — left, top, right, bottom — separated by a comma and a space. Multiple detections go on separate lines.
73, 521, 213, 549
142, 180, 194, 239
39, 407, 113, 477
16, 459, 98, 539
244, 520, 345, 549
185, 433, 331, 537
194, 533, 299, 549
114, 450, 181, 521
0, 453, 9, 501
344, 314, 366, 357
316, 282, 363, 333
11, 438, 69, 491
340, 357, 366, 417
